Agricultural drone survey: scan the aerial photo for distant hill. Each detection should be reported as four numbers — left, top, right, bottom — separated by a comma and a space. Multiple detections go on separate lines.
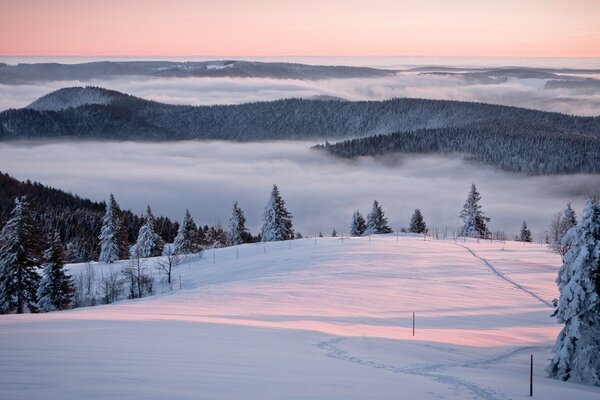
0, 60, 397, 84
2, 86, 600, 174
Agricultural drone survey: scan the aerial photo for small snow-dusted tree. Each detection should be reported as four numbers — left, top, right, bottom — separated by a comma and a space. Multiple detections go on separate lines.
547, 198, 600, 386
459, 184, 490, 238
261, 185, 294, 242
173, 209, 202, 255
98, 194, 121, 263
519, 220, 532, 242
364, 200, 392, 235
37, 231, 74, 312
331, 228, 337, 237
409, 209, 427, 234
350, 211, 367, 236
156, 246, 181, 286
0, 197, 43, 314
226, 202, 248, 246
132, 206, 164, 258
549, 203, 579, 257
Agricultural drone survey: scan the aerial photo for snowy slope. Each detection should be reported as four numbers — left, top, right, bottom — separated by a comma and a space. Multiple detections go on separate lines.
1, 235, 599, 400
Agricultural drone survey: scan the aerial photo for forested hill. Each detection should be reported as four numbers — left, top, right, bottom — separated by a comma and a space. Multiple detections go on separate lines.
314, 121, 600, 175
0, 172, 179, 263
1, 86, 599, 141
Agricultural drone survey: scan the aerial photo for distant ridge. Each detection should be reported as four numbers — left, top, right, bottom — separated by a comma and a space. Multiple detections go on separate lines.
2, 86, 600, 174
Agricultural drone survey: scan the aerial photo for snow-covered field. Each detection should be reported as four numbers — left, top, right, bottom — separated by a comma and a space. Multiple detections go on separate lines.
1, 235, 599, 399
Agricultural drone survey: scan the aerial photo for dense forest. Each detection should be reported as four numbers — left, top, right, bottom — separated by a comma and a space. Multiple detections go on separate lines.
314, 120, 600, 174
1, 87, 599, 144
0, 172, 179, 262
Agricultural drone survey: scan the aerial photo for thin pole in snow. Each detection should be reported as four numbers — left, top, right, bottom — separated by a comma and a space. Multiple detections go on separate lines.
396, 230, 399, 241
213, 249, 215, 264
179, 275, 182, 289
289, 239, 292, 249
412, 312, 415, 337
530, 354, 533, 396
236, 247, 239, 260
263, 242, 266, 254
341, 234, 344, 244
315, 234, 317, 245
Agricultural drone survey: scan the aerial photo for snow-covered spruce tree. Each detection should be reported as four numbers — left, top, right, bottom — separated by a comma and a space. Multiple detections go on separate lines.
0, 197, 43, 314
519, 220, 532, 242
459, 184, 490, 238
132, 206, 164, 258
226, 202, 249, 246
409, 209, 427, 234
37, 230, 74, 312
331, 228, 337, 237
350, 210, 367, 236
173, 209, 202, 255
547, 198, 600, 386
98, 194, 121, 263
364, 200, 392, 235
261, 185, 294, 242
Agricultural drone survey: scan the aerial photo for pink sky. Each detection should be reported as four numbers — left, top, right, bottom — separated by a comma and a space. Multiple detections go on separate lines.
1, 0, 599, 57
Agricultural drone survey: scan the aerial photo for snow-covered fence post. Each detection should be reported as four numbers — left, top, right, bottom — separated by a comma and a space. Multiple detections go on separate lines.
412, 312, 415, 336
213, 249, 216, 264
314, 234, 317, 245
179, 275, 182, 290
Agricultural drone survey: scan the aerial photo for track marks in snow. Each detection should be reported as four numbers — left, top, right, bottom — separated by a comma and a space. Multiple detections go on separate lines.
455, 244, 553, 308
316, 338, 507, 400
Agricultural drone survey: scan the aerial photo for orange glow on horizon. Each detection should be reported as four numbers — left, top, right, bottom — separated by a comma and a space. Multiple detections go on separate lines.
1, 0, 599, 57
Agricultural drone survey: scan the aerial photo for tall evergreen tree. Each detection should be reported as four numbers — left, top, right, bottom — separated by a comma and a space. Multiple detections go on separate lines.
364, 200, 392, 235
350, 210, 367, 236
98, 194, 121, 263
459, 184, 490, 238
261, 185, 293, 242
173, 209, 202, 254
409, 209, 427, 234
226, 202, 248, 246
547, 198, 600, 386
133, 206, 164, 257
519, 220, 532, 242
0, 197, 43, 314
37, 230, 74, 312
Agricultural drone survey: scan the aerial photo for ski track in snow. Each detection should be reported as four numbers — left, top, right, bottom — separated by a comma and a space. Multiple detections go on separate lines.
316, 337, 510, 400
455, 243, 553, 308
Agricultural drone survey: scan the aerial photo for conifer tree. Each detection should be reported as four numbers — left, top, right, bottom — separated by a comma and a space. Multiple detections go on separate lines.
519, 220, 532, 242
459, 184, 490, 238
261, 185, 293, 242
331, 228, 337, 237
350, 211, 366, 236
547, 198, 600, 386
409, 209, 427, 234
133, 206, 164, 258
173, 209, 202, 254
0, 197, 43, 314
37, 230, 74, 312
98, 194, 121, 263
364, 200, 392, 235
226, 202, 248, 246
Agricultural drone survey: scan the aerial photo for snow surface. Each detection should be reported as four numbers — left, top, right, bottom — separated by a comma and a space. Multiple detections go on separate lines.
1, 235, 599, 399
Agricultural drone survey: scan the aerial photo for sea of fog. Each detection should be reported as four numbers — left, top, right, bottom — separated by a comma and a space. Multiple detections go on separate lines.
1, 56, 599, 115
1, 140, 598, 238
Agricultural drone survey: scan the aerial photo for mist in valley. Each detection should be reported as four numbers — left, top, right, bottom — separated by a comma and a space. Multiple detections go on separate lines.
1, 140, 597, 238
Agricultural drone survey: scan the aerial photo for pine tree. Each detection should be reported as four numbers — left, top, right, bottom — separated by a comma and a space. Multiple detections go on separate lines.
547, 198, 600, 386
409, 209, 427, 234
350, 211, 366, 236
0, 197, 43, 314
459, 184, 490, 238
132, 206, 164, 258
261, 185, 294, 242
331, 228, 337, 237
173, 209, 202, 254
37, 230, 74, 312
519, 220, 532, 242
98, 194, 120, 263
364, 200, 392, 235
226, 202, 248, 246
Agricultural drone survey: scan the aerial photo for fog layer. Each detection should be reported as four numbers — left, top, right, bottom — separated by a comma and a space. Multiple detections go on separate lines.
1, 141, 597, 237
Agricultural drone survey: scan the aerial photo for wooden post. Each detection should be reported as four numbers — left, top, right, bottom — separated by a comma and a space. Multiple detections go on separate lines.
412, 312, 415, 337
530, 354, 533, 396
315, 234, 317, 245
213, 249, 215, 264
263, 242, 266, 253
179, 275, 182, 289
236, 247, 239, 260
